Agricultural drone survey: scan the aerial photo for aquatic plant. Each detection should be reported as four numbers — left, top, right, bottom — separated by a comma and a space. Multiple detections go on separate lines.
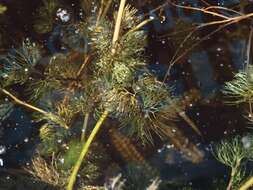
0, 0, 207, 189
33, 0, 59, 34
0, 101, 13, 121
223, 66, 253, 105
25, 155, 64, 187
0, 39, 41, 86
213, 135, 253, 190
104, 173, 126, 190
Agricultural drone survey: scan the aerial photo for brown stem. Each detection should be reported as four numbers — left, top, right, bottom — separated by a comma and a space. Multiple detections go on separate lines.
96, 0, 105, 26
112, 0, 127, 52
178, 110, 202, 136
0, 88, 68, 128
76, 54, 91, 78
0, 88, 48, 115
100, 0, 113, 23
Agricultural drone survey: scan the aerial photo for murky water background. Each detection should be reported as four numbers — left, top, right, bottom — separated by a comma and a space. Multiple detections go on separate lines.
0, 0, 253, 189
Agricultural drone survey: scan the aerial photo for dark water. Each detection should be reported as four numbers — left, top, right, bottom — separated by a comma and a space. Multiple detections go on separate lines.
0, 0, 253, 189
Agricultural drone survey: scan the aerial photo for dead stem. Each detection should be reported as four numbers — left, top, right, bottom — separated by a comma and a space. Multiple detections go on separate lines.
163, 19, 239, 82
76, 54, 91, 78
204, 6, 243, 16
162, 1, 253, 81
178, 110, 202, 136
96, 0, 105, 26
0, 88, 48, 115
112, 0, 127, 49
25, 155, 63, 187
100, 0, 113, 22
168, 1, 230, 19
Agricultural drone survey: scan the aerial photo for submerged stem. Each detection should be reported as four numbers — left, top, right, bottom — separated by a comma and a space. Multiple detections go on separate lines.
66, 110, 109, 190
0, 88, 47, 115
112, 0, 127, 50
0, 88, 68, 129
226, 160, 241, 190
81, 113, 90, 141
239, 176, 253, 190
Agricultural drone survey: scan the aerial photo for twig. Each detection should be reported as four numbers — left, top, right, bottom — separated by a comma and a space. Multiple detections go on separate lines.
0, 88, 68, 128
112, 0, 127, 50
168, 1, 230, 19
178, 111, 202, 136
162, 18, 239, 82
100, 0, 113, 22
76, 54, 91, 78
96, 0, 105, 26
125, 18, 154, 36
0, 88, 48, 115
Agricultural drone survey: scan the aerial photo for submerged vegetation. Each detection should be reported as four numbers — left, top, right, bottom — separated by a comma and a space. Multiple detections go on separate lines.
1, 0, 253, 189
213, 135, 253, 190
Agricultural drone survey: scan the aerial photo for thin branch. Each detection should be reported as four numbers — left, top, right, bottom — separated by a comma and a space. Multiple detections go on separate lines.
178, 111, 202, 136
125, 17, 154, 36
96, 0, 105, 26
162, 18, 239, 82
168, 1, 230, 19
112, 0, 127, 49
0, 88, 48, 115
0, 88, 68, 129
76, 54, 91, 78
100, 0, 113, 22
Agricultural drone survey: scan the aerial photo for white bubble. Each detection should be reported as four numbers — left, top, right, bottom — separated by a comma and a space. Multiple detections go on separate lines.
217, 47, 222, 52
242, 136, 252, 149
149, 15, 155, 20
56, 8, 70, 22
0, 145, 6, 155
59, 158, 65, 164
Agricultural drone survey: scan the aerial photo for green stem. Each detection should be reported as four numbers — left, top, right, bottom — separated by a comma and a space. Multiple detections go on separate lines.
227, 160, 241, 190
66, 110, 109, 190
81, 113, 90, 142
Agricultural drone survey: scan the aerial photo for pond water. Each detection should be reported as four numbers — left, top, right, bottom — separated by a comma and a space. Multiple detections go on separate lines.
0, 0, 253, 190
